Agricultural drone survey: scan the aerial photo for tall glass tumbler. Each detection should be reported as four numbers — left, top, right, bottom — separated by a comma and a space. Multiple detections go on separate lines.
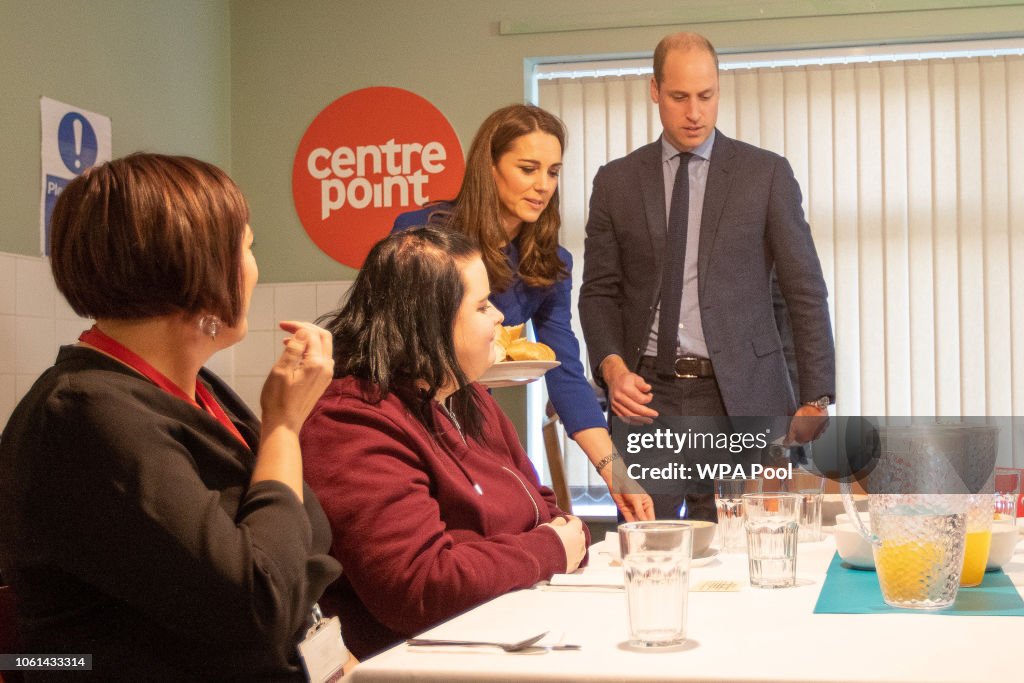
714, 477, 759, 553
959, 493, 994, 587
743, 493, 801, 588
994, 467, 1021, 527
786, 469, 825, 543
619, 521, 693, 647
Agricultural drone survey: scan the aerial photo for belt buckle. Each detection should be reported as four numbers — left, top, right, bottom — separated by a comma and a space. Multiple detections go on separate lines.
674, 355, 700, 379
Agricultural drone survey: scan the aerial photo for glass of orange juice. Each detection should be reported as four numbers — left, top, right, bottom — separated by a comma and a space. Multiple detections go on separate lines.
959, 493, 994, 587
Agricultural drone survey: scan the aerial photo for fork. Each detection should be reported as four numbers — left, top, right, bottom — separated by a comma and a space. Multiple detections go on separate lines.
406, 631, 549, 652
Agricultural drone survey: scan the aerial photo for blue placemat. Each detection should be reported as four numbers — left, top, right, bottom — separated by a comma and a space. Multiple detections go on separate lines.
814, 552, 1024, 615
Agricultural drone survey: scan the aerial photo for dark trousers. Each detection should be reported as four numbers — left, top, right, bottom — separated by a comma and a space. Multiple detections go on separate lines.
635, 356, 728, 522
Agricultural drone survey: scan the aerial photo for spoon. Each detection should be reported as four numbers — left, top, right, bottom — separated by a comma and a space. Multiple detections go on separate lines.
407, 631, 549, 652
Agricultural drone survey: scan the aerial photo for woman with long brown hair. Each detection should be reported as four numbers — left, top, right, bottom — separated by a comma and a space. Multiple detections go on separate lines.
393, 104, 653, 521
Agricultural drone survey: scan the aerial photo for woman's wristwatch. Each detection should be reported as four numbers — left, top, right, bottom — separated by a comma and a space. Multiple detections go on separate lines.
594, 451, 621, 472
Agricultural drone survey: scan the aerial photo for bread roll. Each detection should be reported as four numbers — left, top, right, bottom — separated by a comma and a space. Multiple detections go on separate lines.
504, 323, 525, 341
493, 324, 555, 362
494, 324, 511, 362
506, 338, 556, 362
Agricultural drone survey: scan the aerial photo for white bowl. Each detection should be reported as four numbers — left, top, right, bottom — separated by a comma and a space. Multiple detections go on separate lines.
822, 494, 867, 525
834, 512, 872, 528
987, 524, 1020, 571
685, 520, 717, 557
834, 523, 875, 569
603, 531, 622, 561
605, 522, 717, 560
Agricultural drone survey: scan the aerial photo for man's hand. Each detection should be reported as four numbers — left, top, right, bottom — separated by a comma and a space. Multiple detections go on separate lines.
602, 355, 658, 418
786, 404, 829, 444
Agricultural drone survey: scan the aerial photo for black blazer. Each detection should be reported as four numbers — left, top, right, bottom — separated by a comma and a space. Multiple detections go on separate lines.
0, 346, 341, 681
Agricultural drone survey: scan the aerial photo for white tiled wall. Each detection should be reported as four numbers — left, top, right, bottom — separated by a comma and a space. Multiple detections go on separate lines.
0, 249, 352, 430
0, 252, 89, 431
220, 280, 352, 411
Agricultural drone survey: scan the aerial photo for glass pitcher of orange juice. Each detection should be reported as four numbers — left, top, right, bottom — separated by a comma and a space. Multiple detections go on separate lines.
839, 423, 997, 609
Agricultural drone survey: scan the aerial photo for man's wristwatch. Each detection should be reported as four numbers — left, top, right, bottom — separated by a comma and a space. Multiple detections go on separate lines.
803, 396, 831, 411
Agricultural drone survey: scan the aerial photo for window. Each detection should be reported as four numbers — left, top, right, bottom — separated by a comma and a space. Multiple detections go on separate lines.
530, 39, 1024, 513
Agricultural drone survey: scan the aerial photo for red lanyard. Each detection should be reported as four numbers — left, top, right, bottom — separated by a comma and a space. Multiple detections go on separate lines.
79, 325, 249, 449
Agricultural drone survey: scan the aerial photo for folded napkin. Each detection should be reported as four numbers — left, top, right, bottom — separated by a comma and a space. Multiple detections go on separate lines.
547, 567, 733, 592
548, 566, 624, 589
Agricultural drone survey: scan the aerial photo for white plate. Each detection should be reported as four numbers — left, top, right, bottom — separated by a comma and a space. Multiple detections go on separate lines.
478, 360, 560, 388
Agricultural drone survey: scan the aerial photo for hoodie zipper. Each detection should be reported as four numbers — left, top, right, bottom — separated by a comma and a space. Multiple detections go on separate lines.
502, 466, 540, 527
437, 402, 483, 495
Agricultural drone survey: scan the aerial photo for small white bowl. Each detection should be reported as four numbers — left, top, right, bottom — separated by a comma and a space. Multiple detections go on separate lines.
822, 494, 867, 525
987, 524, 1020, 571
834, 523, 875, 569
603, 531, 621, 561
686, 520, 717, 557
834, 512, 872, 528
605, 521, 717, 560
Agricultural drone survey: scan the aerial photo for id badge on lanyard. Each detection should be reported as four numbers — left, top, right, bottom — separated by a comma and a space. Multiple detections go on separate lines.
297, 604, 350, 682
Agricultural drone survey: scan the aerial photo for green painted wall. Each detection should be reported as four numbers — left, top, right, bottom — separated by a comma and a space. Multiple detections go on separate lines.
0, 0, 231, 256
4, 0, 1022, 268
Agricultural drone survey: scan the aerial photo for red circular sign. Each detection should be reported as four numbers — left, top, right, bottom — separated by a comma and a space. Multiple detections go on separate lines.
292, 87, 465, 268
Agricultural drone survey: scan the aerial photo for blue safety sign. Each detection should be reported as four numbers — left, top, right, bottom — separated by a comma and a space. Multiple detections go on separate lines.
40, 97, 111, 255
57, 112, 99, 174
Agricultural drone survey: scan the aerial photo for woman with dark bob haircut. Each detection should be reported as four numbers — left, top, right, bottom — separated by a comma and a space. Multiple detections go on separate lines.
393, 104, 653, 522
0, 153, 348, 681
301, 226, 588, 659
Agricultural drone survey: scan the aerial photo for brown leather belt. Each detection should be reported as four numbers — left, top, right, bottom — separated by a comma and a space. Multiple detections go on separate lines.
672, 355, 714, 379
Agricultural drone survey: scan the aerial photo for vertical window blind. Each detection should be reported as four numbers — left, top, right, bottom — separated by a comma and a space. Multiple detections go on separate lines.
536, 49, 1024, 494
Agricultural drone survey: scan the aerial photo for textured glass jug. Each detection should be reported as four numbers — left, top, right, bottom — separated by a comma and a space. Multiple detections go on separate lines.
839, 424, 997, 609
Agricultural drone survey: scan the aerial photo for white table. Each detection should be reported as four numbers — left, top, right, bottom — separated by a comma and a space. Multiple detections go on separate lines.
350, 533, 1024, 682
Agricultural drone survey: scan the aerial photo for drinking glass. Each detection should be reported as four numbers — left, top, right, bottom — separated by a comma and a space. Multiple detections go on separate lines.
619, 521, 692, 647
786, 469, 825, 542
742, 493, 800, 588
994, 467, 1021, 527
959, 493, 994, 587
714, 477, 759, 553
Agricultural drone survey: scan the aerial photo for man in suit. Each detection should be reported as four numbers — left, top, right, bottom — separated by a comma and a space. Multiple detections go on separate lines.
579, 32, 835, 520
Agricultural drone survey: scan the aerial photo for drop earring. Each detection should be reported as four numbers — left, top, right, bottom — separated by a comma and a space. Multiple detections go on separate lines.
198, 314, 222, 340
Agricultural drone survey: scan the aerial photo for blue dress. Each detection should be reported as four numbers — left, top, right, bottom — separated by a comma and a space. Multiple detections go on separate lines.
392, 205, 606, 436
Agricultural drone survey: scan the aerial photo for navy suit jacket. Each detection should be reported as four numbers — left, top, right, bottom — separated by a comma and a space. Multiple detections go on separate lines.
579, 131, 835, 417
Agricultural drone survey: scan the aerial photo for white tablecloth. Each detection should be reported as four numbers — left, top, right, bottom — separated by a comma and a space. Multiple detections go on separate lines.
349, 532, 1024, 682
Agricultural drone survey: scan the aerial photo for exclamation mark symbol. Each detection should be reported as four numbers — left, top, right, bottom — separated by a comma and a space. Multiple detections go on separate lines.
72, 118, 83, 170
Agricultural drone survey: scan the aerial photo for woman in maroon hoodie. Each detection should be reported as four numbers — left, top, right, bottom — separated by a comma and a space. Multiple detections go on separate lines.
301, 226, 588, 659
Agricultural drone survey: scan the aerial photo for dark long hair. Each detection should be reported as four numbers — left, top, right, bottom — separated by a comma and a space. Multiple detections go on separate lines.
318, 226, 485, 437
431, 104, 569, 293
